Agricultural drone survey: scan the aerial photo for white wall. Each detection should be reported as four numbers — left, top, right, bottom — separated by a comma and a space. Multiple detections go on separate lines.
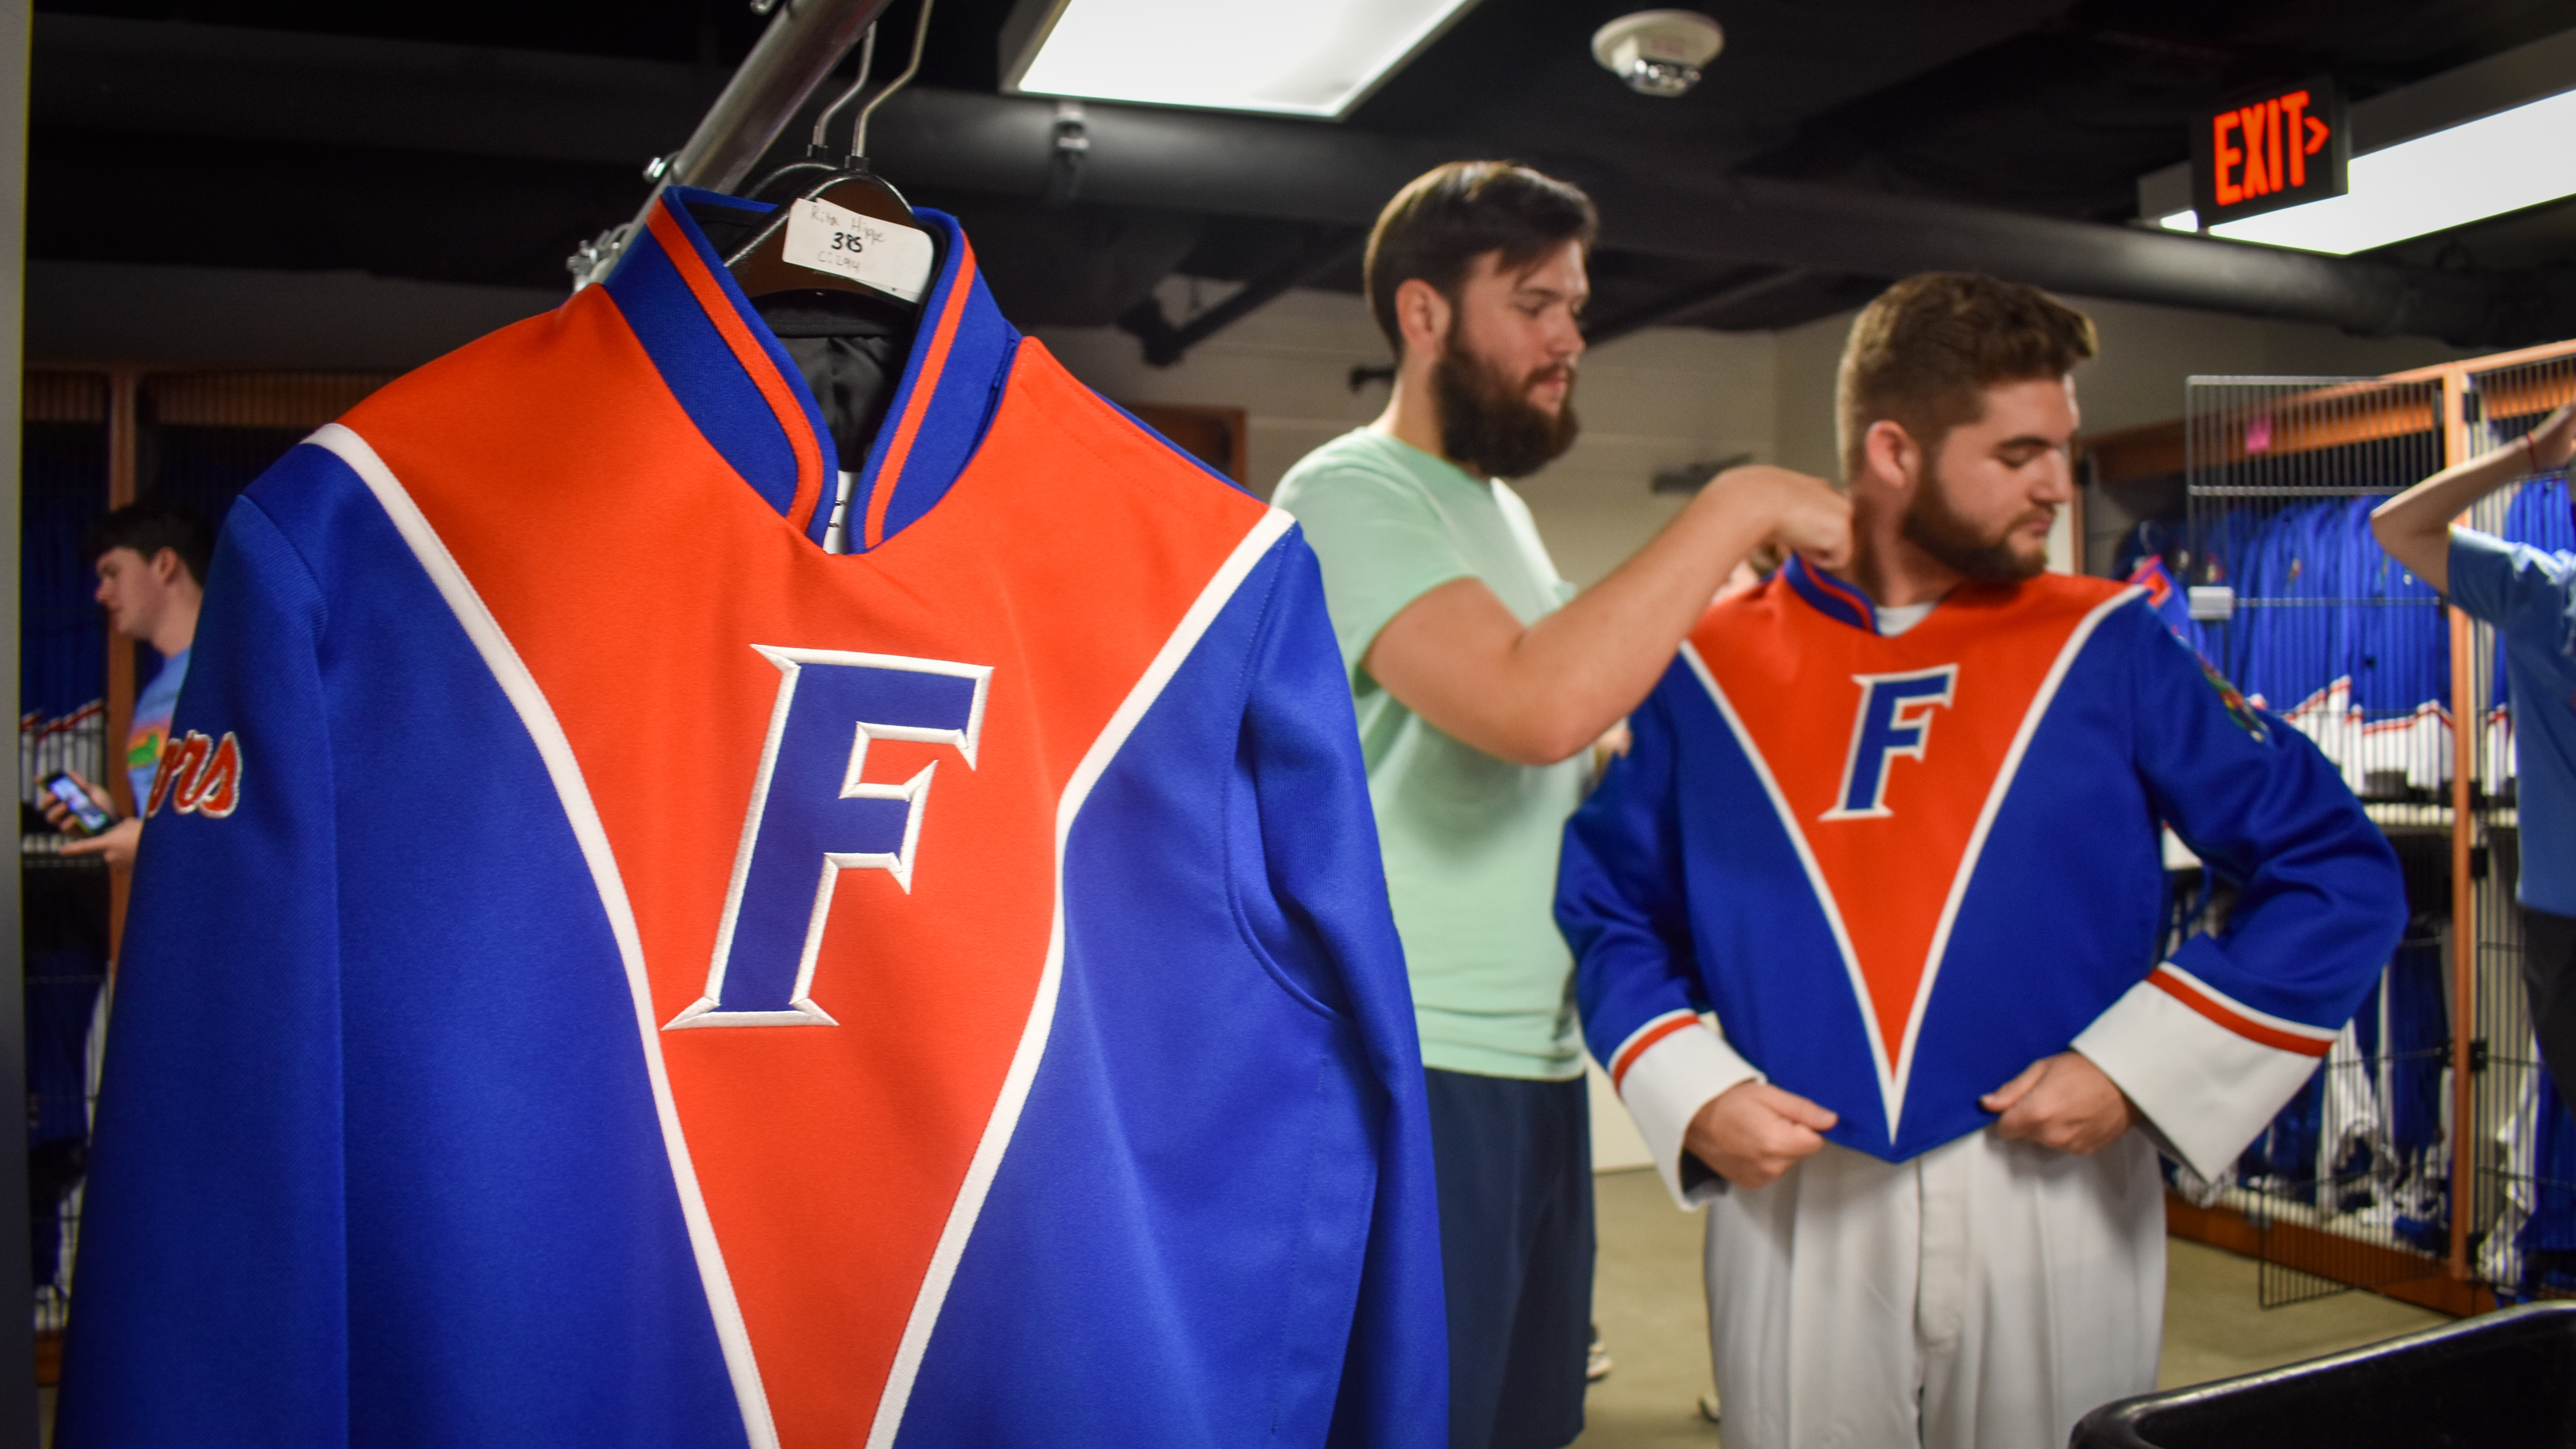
1030, 281, 1386, 503
1048, 280, 2465, 579
1774, 309, 1853, 482
1769, 292, 2481, 482
2061, 293, 2478, 436
1513, 324, 1774, 587
1035, 279, 2488, 1173
1034, 281, 1776, 586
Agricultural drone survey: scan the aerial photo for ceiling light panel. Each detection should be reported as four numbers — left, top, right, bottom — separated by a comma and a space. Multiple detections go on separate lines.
2207, 87, 2576, 255
1003, 0, 1480, 119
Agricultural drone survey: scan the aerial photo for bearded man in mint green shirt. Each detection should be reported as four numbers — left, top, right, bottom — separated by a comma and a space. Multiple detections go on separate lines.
1273, 160, 1848, 1449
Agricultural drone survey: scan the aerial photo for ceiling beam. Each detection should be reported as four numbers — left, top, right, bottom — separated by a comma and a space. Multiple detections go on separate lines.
1116, 230, 1366, 367
34, 14, 720, 170
869, 89, 2564, 347
36, 15, 2575, 346
1584, 268, 1818, 346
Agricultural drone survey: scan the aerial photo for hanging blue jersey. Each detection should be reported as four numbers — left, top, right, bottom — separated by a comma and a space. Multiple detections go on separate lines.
2356, 942, 2449, 1159
2112, 518, 2189, 594
2527, 1071, 2576, 1252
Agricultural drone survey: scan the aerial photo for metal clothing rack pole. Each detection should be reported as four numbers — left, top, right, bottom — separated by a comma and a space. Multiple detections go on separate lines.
0, 3, 33, 1442
2442, 371, 2477, 1286
568, 0, 899, 289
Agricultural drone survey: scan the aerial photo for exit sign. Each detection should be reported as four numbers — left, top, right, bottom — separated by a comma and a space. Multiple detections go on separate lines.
2192, 78, 2348, 225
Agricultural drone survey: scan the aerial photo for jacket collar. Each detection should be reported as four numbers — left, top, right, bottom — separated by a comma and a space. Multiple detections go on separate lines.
599, 186, 1021, 551
1781, 553, 1883, 633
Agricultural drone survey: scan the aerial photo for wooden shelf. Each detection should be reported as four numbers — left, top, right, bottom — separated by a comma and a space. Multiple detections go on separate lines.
2083, 343, 2576, 488
2165, 1189, 2496, 1318
2077, 379, 2440, 486
2078, 417, 2184, 486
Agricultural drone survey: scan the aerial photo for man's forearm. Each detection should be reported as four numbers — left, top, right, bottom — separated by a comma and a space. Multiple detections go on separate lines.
1367, 464, 1844, 765
1497, 479, 1789, 760
2374, 424, 2560, 593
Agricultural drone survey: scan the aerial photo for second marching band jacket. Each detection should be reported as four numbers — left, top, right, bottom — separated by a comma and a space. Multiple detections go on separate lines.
1560, 556, 2407, 1203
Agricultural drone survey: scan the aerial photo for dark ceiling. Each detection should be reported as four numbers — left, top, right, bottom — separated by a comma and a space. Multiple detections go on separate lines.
28, 0, 2576, 353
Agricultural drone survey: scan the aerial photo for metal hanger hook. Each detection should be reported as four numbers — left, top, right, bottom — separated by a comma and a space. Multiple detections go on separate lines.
851, 0, 935, 161
808, 20, 878, 153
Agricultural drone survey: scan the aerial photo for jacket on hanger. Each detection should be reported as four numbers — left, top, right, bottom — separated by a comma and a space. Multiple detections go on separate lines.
61, 190, 1446, 1449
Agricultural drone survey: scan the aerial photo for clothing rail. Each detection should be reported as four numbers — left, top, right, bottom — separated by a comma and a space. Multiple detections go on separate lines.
567, 0, 896, 289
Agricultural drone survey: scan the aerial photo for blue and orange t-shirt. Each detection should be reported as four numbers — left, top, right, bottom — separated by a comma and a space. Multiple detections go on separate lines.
126, 647, 189, 810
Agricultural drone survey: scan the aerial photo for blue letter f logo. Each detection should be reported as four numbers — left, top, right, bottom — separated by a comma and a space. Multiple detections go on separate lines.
666, 647, 992, 1030
1820, 665, 1957, 821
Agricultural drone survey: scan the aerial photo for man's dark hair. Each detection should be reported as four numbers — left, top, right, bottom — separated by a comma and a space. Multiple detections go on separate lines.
1365, 161, 1599, 357
1837, 273, 2097, 481
84, 499, 214, 588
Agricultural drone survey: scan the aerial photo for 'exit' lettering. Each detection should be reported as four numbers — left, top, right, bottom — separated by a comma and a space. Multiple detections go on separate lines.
2193, 77, 2348, 225
2212, 91, 2325, 206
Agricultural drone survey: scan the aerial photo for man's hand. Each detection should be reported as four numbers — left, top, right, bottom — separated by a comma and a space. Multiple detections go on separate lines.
1981, 1051, 2137, 1155
1683, 1079, 1839, 1191
2372, 402, 2576, 593
1359, 463, 1847, 768
40, 771, 140, 869
62, 817, 142, 870
1706, 465, 1853, 573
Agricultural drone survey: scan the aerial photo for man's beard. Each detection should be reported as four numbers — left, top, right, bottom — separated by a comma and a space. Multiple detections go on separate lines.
1433, 328, 1579, 481
1900, 460, 2050, 584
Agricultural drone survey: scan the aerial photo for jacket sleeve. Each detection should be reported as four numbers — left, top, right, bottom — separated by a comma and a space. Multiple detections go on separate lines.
1558, 669, 1762, 1209
58, 488, 351, 1447
1232, 533, 1449, 1449
2070, 603, 2407, 1180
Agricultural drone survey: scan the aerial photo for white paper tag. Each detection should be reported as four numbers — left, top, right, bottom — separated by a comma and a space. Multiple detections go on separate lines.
781, 196, 934, 304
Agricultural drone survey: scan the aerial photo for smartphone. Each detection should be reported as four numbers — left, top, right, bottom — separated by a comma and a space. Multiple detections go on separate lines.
42, 773, 115, 837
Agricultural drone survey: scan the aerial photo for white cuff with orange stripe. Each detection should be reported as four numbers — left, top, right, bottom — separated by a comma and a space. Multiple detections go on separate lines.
1608, 1010, 1763, 1209
2072, 964, 2338, 1180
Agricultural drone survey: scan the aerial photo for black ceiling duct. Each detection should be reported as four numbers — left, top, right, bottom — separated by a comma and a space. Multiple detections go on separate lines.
861, 88, 2566, 349
33, 16, 2576, 348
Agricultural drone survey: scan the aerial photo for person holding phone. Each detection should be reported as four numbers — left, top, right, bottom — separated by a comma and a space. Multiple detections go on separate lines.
42, 501, 213, 870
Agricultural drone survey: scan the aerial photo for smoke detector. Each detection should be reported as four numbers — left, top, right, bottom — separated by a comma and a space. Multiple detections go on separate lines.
1591, 10, 1724, 98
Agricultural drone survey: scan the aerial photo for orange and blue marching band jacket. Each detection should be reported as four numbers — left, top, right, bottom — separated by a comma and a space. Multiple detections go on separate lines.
1558, 556, 2406, 1202
62, 191, 1445, 1449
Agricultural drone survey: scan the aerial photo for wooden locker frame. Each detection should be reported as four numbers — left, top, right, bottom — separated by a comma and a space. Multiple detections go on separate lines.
2081, 335, 2576, 1318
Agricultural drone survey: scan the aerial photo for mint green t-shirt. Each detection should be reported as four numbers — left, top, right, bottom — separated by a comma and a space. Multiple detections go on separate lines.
1273, 430, 1587, 1080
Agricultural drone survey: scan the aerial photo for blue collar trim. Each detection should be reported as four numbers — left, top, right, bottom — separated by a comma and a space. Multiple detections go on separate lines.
599, 186, 1019, 550
1783, 555, 1879, 632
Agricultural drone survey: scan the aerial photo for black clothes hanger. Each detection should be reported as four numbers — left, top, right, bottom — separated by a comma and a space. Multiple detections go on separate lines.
687, 0, 940, 550
724, 0, 939, 310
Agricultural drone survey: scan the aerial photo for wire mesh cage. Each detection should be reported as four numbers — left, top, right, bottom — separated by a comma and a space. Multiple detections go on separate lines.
2165, 350, 2576, 1315
2178, 375, 2460, 1309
